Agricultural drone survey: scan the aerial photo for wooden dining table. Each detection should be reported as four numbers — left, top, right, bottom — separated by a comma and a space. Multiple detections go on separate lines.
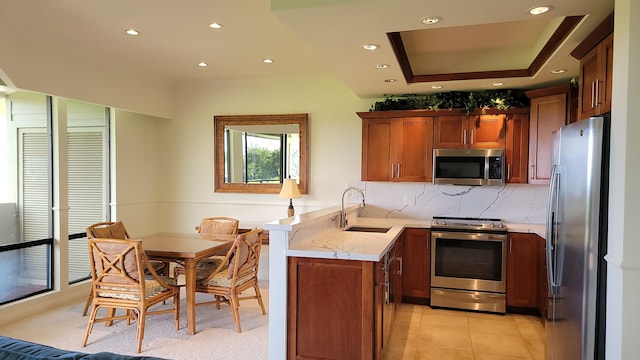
140, 232, 235, 335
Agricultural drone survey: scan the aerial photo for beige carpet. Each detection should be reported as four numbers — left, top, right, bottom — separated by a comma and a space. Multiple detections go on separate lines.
0, 281, 269, 359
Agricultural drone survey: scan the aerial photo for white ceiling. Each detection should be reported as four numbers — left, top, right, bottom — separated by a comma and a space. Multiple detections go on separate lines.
0, 0, 615, 98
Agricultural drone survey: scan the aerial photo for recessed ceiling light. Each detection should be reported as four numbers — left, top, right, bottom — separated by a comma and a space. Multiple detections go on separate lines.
209, 22, 223, 29
551, 68, 567, 74
125, 29, 139, 36
384, 79, 396, 83
263, 59, 273, 64
362, 44, 379, 51
420, 16, 441, 25
432, 85, 443, 89
492, 82, 505, 86
375, 64, 389, 69
529, 6, 550, 15
198, 62, 208, 67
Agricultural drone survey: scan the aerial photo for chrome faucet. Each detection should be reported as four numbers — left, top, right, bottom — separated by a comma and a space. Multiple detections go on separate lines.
340, 186, 365, 229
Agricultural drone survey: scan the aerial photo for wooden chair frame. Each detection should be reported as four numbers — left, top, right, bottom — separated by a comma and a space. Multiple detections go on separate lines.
194, 228, 266, 332
82, 237, 180, 353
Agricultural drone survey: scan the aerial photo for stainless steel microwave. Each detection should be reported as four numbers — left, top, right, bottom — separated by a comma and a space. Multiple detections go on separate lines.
433, 148, 505, 186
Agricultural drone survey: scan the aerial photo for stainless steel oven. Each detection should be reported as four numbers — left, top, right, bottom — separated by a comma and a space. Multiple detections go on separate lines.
430, 217, 507, 313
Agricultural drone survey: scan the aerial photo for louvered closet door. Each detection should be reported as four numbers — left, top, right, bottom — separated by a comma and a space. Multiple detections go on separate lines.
18, 129, 51, 280
67, 128, 107, 282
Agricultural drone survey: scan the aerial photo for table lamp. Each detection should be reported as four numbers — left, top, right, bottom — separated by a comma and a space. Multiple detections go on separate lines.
278, 178, 301, 217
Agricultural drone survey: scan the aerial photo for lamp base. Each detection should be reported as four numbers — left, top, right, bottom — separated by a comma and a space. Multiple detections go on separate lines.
287, 203, 295, 217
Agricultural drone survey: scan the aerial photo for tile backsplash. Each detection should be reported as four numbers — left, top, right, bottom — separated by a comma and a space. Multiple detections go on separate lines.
349, 182, 548, 224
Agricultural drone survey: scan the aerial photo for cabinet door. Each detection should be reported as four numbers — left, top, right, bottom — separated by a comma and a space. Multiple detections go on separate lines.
537, 236, 550, 319
506, 233, 539, 308
401, 228, 430, 303
433, 115, 468, 149
470, 114, 506, 149
288, 258, 375, 360
599, 33, 613, 114
362, 118, 393, 181
578, 46, 600, 119
394, 117, 433, 182
505, 113, 529, 183
528, 93, 567, 184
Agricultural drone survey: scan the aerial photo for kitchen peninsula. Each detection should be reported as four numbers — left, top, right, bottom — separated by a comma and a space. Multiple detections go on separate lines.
264, 205, 545, 360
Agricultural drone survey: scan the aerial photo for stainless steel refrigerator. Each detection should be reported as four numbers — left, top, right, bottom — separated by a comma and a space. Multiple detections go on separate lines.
545, 115, 609, 360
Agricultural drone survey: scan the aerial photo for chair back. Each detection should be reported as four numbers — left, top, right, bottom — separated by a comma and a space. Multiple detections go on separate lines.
197, 217, 239, 235
88, 238, 150, 301
87, 221, 131, 240
228, 228, 263, 283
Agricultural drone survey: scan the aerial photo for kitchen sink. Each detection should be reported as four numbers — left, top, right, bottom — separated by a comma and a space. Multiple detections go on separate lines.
344, 226, 391, 233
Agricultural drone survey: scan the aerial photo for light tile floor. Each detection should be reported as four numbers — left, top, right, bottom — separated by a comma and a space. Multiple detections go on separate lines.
383, 304, 545, 360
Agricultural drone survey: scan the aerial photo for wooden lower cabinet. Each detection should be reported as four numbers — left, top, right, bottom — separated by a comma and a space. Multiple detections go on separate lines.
401, 228, 430, 304
506, 232, 541, 310
537, 235, 550, 319
288, 256, 390, 360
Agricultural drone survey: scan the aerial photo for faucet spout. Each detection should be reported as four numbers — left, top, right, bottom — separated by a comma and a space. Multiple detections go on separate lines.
340, 186, 365, 229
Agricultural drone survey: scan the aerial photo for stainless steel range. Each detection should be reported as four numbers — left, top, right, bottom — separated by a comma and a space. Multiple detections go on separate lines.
430, 216, 507, 313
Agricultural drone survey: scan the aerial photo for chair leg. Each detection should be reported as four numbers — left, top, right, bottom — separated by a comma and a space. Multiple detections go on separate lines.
82, 290, 93, 316
82, 305, 99, 347
136, 308, 146, 354
228, 293, 242, 333
174, 291, 181, 330
254, 284, 267, 315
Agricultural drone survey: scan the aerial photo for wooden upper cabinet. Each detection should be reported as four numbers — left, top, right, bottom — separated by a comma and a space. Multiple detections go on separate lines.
525, 84, 576, 184
578, 33, 613, 119
433, 114, 505, 149
359, 112, 433, 182
504, 113, 529, 183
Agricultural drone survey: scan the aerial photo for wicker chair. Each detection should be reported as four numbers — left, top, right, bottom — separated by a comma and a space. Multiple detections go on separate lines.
194, 227, 266, 332
82, 221, 165, 316
82, 237, 180, 353
173, 217, 239, 279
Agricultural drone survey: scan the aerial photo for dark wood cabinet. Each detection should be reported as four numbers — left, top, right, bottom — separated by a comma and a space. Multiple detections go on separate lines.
288, 257, 376, 360
504, 113, 529, 183
525, 84, 576, 184
537, 235, 550, 319
578, 33, 613, 120
506, 233, 539, 309
288, 242, 400, 360
433, 114, 505, 149
401, 228, 430, 304
359, 112, 433, 182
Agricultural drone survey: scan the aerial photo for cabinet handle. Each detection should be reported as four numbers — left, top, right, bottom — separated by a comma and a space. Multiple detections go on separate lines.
595, 78, 600, 106
463, 129, 467, 145
397, 163, 401, 178
391, 164, 395, 178
530, 165, 535, 179
470, 129, 475, 145
591, 81, 596, 108
507, 163, 511, 180
509, 237, 512, 254
398, 256, 403, 275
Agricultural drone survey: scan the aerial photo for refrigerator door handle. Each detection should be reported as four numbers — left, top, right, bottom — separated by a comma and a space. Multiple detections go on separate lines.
546, 164, 561, 295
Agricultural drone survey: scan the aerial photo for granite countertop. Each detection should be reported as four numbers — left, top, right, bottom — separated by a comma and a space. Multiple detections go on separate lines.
282, 215, 545, 262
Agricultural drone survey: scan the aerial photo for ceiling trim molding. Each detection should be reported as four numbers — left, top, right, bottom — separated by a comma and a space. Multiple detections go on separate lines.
388, 15, 584, 84
570, 12, 614, 60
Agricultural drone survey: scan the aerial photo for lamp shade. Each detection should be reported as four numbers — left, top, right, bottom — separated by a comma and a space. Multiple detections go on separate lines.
278, 178, 301, 199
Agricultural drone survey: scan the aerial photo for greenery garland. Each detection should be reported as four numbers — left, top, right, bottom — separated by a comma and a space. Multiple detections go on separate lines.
369, 89, 530, 114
